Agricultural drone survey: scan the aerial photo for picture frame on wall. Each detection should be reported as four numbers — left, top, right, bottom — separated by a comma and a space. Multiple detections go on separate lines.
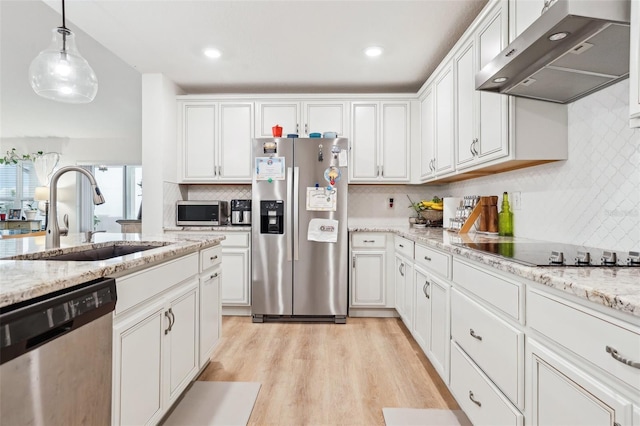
8, 209, 21, 220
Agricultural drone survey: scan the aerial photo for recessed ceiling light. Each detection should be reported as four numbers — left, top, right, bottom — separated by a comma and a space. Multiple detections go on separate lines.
364, 46, 383, 57
493, 77, 508, 83
548, 32, 569, 41
203, 48, 222, 59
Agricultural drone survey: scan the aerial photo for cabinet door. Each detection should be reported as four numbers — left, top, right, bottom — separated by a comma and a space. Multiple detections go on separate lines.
528, 339, 633, 426
218, 103, 253, 182
221, 248, 250, 306
394, 255, 406, 316
352, 250, 386, 306
113, 300, 165, 426
255, 102, 300, 137
402, 260, 414, 330
420, 87, 435, 180
428, 277, 449, 380
182, 103, 216, 181
303, 101, 347, 136
434, 64, 455, 175
630, 0, 640, 126
380, 102, 410, 181
509, 0, 546, 40
199, 267, 221, 368
455, 39, 477, 169
413, 267, 431, 353
165, 283, 199, 406
350, 102, 379, 181
477, 1, 509, 161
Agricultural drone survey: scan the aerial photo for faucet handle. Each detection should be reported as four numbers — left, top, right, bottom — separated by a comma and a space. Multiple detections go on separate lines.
59, 214, 69, 236
85, 229, 106, 242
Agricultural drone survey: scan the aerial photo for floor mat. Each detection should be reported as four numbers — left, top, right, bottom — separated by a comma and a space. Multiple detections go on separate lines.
382, 408, 472, 426
163, 381, 261, 426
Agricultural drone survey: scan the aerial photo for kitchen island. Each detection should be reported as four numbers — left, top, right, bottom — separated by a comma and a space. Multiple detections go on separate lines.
0, 232, 224, 308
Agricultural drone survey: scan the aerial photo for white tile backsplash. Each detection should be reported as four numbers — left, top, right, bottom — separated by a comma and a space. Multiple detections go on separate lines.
445, 80, 640, 251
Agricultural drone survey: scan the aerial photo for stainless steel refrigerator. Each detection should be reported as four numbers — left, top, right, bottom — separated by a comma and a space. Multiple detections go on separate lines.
251, 137, 349, 323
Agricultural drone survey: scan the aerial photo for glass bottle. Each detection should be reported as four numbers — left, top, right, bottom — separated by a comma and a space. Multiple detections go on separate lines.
498, 192, 513, 236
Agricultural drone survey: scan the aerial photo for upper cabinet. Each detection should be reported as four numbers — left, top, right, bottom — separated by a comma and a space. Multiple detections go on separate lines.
417, 0, 568, 184
178, 101, 254, 183
508, 0, 545, 41
630, 0, 639, 127
255, 101, 348, 137
350, 101, 411, 183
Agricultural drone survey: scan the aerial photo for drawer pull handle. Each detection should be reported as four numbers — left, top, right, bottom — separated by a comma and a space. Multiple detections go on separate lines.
469, 329, 483, 341
363, 240, 375, 243
423, 281, 430, 299
606, 346, 640, 369
468, 391, 481, 407
399, 244, 404, 248
210, 255, 218, 261
424, 256, 432, 261
210, 272, 219, 280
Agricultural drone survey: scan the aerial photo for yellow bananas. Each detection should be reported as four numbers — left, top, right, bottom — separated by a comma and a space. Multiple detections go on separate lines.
419, 199, 443, 210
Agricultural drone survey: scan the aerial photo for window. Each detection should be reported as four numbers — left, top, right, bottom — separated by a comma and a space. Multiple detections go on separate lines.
78, 165, 142, 232
0, 162, 43, 219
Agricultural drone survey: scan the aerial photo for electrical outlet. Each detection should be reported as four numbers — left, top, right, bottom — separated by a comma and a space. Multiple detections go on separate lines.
512, 191, 521, 210
388, 197, 394, 209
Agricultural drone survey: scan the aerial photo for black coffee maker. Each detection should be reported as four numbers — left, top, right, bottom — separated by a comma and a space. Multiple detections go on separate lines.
230, 199, 252, 226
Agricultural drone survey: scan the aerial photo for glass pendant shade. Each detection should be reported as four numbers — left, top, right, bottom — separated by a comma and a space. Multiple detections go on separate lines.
29, 27, 98, 104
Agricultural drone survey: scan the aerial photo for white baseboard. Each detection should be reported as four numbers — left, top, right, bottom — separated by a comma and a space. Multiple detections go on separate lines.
348, 308, 399, 318
222, 306, 251, 316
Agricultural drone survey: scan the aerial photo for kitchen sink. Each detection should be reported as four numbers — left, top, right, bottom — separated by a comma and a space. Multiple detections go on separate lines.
7, 242, 170, 262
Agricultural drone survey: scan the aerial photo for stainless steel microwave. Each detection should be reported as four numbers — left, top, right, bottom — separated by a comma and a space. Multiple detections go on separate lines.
176, 201, 229, 226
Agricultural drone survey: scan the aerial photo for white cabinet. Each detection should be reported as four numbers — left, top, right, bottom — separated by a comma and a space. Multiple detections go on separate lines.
178, 101, 253, 183
455, 0, 509, 171
527, 339, 633, 426
352, 250, 387, 306
199, 246, 222, 368
111, 249, 221, 426
433, 65, 455, 176
508, 0, 545, 41
255, 101, 348, 137
113, 300, 164, 426
350, 233, 395, 310
219, 233, 251, 307
394, 253, 414, 329
350, 101, 410, 183
165, 284, 199, 405
420, 87, 436, 180
630, 0, 640, 127
413, 266, 450, 382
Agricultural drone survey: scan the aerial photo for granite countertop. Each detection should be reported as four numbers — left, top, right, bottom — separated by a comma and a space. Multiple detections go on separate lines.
0, 232, 224, 308
348, 221, 640, 319
165, 225, 252, 232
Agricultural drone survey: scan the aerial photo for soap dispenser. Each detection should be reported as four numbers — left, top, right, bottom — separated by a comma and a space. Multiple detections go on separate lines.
498, 192, 513, 236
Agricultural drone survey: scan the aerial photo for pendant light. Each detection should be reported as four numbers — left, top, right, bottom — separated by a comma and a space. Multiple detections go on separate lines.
29, 0, 98, 103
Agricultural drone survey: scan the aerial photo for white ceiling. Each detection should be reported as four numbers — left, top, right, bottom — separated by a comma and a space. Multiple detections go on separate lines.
43, 0, 488, 94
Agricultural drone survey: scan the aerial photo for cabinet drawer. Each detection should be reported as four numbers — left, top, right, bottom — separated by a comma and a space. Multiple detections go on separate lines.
200, 245, 222, 272
394, 236, 414, 258
115, 253, 198, 315
351, 233, 386, 248
220, 232, 249, 247
415, 244, 450, 278
528, 289, 640, 392
450, 341, 523, 426
453, 259, 522, 322
451, 289, 523, 407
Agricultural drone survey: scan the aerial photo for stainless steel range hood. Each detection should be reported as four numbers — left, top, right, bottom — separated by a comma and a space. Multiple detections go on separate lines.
476, 0, 630, 104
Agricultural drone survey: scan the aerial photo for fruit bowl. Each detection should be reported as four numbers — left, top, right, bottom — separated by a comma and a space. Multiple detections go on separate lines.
419, 209, 443, 221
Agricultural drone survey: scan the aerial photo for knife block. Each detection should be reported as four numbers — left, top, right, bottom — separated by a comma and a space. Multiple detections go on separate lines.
478, 196, 499, 233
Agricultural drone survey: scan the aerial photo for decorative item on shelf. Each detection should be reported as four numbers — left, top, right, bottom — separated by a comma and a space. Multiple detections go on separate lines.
24, 202, 38, 221
407, 195, 443, 226
478, 196, 499, 234
272, 125, 283, 137
28, 0, 98, 103
498, 192, 514, 236
446, 195, 481, 234
8, 209, 22, 220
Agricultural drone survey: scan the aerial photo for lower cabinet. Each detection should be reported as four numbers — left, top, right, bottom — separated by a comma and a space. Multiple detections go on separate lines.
394, 254, 414, 329
199, 264, 221, 368
527, 339, 633, 426
351, 250, 387, 306
113, 280, 198, 426
413, 266, 450, 382
207, 232, 251, 308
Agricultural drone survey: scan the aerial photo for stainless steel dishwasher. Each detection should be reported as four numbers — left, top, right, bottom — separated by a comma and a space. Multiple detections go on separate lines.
1, 277, 117, 425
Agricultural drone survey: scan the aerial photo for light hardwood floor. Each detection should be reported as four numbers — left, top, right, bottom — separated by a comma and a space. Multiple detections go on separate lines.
197, 316, 459, 425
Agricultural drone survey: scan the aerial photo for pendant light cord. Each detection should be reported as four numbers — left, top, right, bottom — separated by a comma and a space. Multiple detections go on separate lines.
60, 0, 68, 52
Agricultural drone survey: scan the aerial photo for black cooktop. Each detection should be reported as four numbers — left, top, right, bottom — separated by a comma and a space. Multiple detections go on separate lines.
453, 241, 640, 267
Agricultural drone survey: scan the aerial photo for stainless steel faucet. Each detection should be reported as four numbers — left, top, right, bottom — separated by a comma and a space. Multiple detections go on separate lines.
84, 229, 106, 242
46, 166, 106, 249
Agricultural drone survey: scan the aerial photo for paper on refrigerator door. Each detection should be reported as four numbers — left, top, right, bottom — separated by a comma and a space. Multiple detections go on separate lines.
306, 187, 337, 211
307, 218, 339, 243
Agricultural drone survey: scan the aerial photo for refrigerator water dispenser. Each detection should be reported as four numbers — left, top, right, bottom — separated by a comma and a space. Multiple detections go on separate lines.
260, 200, 284, 234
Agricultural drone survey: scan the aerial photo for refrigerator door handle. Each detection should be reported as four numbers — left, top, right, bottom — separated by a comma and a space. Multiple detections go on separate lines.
293, 166, 300, 261
286, 166, 293, 261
